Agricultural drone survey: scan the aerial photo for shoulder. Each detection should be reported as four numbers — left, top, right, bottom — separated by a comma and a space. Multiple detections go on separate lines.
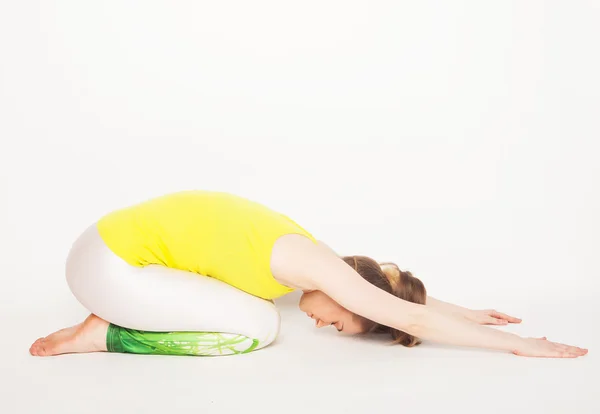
270, 234, 340, 290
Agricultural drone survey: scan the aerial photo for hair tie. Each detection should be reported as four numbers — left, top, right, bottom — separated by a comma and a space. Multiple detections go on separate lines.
381, 263, 400, 291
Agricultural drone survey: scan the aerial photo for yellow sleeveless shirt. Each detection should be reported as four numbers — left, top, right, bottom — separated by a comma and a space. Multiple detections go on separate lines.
96, 190, 317, 300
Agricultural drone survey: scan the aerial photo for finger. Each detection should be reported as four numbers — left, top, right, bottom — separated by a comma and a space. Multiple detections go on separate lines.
517, 351, 579, 359
488, 317, 508, 325
567, 346, 588, 356
491, 311, 522, 323
560, 352, 579, 358
481, 316, 506, 325
551, 347, 575, 358
512, 350, 575, 358
558, 345, 584, 356
565, 347, 586, 357
552, 342, 588, 356
489, 311, 520, 322
553, 341, 588, 353
513, 347, 586, 358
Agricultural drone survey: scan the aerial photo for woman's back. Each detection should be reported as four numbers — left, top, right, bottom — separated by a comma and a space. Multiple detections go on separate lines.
96, 190, 317, 299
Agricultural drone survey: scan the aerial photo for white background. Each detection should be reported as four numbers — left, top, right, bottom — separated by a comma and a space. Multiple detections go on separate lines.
1, 1, 598, 413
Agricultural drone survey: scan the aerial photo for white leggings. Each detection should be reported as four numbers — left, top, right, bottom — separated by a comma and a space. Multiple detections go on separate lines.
65, 223, 281, 348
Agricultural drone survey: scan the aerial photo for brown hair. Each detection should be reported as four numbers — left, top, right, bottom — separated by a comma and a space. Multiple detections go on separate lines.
341, 255, 427, 347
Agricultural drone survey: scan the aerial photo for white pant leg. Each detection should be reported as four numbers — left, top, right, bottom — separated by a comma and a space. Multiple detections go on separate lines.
65, 223, 280, 347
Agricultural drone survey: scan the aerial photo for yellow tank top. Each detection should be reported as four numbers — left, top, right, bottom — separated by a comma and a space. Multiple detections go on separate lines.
96, 190, 317, 300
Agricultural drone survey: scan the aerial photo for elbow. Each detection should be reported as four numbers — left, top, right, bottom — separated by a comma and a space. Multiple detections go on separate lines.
402, 305, 429, 337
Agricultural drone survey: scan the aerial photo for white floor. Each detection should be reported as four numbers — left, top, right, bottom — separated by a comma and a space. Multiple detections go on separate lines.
3, 280, 597, 414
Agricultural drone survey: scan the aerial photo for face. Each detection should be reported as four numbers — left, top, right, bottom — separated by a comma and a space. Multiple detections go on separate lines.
299, 290, 365, 335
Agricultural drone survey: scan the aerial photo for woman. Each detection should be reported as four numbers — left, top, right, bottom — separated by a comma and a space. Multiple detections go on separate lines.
30, 190, 587, 358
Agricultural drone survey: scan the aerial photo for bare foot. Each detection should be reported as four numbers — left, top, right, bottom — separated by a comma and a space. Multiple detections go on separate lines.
29, 314, 110, 357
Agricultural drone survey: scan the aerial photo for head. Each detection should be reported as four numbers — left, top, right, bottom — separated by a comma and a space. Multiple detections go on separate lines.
298, 255, 427, 346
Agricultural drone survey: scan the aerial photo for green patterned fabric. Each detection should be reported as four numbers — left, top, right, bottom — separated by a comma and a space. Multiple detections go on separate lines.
106, 324, 260, 356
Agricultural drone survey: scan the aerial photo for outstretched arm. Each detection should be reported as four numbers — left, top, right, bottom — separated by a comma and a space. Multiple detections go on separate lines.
427, 296, 522, 326
427, 296, 470, 315
285, 237, 587, 358
316, 240, 522, 326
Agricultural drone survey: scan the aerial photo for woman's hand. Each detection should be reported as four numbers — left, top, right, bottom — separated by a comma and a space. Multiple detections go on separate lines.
425, 297, 521, 326
465, 309, 522, 326
513, 337, 588, 358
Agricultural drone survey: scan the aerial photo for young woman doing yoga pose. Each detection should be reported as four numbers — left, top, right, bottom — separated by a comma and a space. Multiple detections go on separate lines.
29, 190, 588, 358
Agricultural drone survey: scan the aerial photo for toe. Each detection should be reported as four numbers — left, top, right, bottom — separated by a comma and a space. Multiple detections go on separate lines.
37, 341, 49, 357
29, 338, 43, 356
30, 343, 40, 356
